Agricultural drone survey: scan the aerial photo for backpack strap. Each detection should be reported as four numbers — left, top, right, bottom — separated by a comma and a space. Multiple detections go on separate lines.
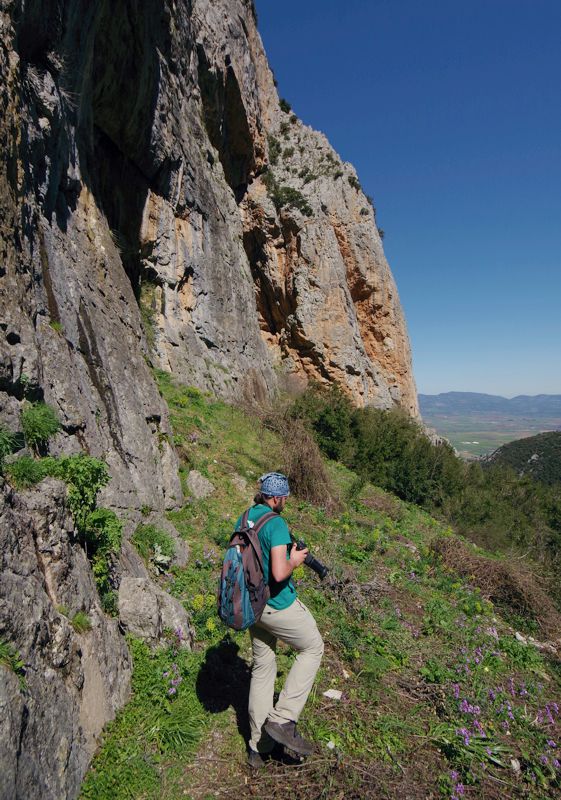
238, 509, 278, 576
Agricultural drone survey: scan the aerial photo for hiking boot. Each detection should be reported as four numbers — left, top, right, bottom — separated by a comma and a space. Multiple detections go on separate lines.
264, 720, 314, 756
247, 749, 266, 769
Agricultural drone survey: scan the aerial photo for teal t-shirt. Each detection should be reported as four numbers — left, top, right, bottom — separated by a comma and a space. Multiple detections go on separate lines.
235, 504, 296, 610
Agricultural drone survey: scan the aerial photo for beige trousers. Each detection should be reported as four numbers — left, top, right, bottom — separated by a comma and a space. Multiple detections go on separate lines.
248, 598, 324, 752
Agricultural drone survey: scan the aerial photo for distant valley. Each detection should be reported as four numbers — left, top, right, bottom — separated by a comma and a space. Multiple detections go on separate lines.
419, 392, 561, 458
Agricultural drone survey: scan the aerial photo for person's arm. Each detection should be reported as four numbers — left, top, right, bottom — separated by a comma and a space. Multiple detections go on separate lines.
270, 542, 308, 582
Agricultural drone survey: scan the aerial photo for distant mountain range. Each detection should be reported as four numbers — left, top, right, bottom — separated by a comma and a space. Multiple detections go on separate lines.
419, 392, 561, 416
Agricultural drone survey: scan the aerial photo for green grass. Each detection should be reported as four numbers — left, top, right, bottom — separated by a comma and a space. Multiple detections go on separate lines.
80, 638, 207, 800
80, 374, 561, 799
71, 611, 92, 634
131, 524, 175, 574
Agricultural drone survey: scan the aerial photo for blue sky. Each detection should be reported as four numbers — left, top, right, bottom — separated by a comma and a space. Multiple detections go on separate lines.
254, 0, 561, 396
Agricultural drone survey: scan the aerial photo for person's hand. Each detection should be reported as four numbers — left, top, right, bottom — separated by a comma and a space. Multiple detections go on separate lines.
289, 544, 309, 568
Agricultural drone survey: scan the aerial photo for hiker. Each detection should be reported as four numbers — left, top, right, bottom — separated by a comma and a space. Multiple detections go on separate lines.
243, 472, 324, 768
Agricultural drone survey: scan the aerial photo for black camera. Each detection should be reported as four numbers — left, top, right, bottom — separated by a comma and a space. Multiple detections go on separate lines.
294, 539, 329, 580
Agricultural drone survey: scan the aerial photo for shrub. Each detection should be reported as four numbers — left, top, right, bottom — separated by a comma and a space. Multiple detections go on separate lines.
279, 98, 292, 113
348, 175, 361, 191
21, 402, 60, 453
132, 524, 175, 573
263, 171, 313, 216
283, 147, 294, 158
267, 134, 281, 166
430, 536, 561, 637
291, 383, 355, 462
264, 410, 338, 509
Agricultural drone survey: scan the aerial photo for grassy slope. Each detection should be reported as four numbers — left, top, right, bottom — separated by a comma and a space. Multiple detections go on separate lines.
80, 374, 561, 800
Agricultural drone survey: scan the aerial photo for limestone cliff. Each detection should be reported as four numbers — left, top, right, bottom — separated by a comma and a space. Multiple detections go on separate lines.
0, 0, 417, 796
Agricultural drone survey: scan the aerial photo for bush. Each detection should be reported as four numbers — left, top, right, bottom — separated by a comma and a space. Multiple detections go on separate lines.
348, 175, 361, 191
264, 410, 339, 510
291, 383, 355, 462
267, 134, 281, 166
263, 171, 313, 216
21, 402, 60, 452
279, 98, 292, 113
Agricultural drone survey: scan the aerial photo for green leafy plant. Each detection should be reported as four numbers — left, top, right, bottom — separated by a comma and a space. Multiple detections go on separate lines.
0, 639, 26, 689
46, 455, 110, 532
21, 402, 61, 453
279, 98, 292, 113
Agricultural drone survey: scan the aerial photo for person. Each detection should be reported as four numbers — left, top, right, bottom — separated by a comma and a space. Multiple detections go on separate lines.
239, 472, 324, 769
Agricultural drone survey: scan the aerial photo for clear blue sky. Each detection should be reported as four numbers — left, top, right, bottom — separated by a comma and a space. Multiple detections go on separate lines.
254, 0, 561, 397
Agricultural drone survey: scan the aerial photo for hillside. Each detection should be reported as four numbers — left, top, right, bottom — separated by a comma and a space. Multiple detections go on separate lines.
485, 432, 561, 486
75, 375, 561, 800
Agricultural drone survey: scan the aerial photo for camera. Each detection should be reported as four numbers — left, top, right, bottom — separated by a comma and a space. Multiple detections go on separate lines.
294, 539, 329, 580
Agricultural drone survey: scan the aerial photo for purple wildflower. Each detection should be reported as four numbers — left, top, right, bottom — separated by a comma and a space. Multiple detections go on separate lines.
168, 687, 177, 695
553, 758, 560, 769
457, 727, 471, 746
488, 689, 496, 701
540, 755, 548, 765
547, 740, 557, 748
453, 684, 460, 700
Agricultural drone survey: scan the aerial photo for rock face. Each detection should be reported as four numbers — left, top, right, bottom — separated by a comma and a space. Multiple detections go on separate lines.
0, 0, 417, 433
0, 0, 418, 796
0, 479, 131, 800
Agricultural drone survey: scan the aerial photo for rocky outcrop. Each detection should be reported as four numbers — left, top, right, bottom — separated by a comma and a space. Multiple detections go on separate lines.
1, 0, 416, 441
118, 577, 194, 648
0, 478, 131, 800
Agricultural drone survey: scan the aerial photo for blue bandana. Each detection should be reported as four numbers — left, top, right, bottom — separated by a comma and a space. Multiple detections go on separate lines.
259, 472, 290, 497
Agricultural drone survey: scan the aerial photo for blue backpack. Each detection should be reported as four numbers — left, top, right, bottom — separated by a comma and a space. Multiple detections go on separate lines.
218, 509, 276, 630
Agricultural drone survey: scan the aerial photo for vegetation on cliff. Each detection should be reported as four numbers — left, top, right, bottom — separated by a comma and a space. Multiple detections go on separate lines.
79, 375, 561, 800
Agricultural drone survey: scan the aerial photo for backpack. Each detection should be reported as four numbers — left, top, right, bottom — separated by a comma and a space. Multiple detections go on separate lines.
218, 508, 277, 631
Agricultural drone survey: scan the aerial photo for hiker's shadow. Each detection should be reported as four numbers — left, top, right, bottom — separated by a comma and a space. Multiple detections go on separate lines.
196, 637, 252, 745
